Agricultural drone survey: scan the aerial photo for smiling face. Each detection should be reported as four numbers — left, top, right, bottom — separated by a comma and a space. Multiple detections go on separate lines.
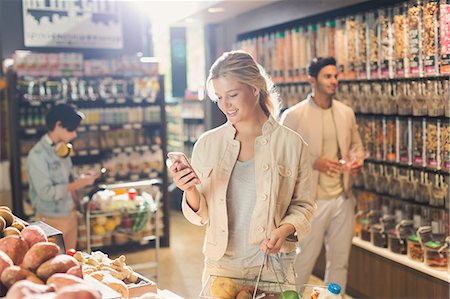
311, 65, 338, 98
212, 75, 260, 125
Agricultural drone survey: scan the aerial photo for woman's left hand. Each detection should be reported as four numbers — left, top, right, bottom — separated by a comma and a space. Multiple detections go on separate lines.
260, 224, 295, 255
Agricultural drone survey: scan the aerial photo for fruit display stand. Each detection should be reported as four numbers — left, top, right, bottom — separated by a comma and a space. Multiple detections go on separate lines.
84, 179, 162, 282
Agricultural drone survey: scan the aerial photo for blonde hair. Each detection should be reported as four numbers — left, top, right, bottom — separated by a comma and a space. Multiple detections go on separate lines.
206, 50, 280, 119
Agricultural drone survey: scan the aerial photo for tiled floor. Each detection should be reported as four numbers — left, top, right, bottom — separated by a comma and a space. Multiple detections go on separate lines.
112, 211, 352, 298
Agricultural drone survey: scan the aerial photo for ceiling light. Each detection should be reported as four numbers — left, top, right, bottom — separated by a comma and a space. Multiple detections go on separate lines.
208, 7, 225, 13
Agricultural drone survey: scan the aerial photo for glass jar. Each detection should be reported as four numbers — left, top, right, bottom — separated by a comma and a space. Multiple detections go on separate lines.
371, 224, 388, 248
407, 235, 425, 262
408, 0, 423, 77
412, 117, 426, 166
397, 82, 413, 116
424, 237, 449, 270
388, 220, 415, 254
363, 210, 382, 242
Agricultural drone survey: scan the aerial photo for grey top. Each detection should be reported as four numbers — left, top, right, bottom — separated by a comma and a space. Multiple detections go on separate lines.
220, 159, 264, 268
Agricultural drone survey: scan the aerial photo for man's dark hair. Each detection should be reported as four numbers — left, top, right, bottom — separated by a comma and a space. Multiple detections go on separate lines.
307, 57, 337, 79
45, 104, 85, 131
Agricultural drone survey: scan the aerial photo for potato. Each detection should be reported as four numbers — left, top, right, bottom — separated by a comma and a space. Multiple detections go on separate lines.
0, 210, 14, 227
0, 217, 5, 232
66, 265, 83, 279
10, 221, 26, 232
21, 225, 48, 248
0, 235, 29, 265
0, 265, 38, 288
55, 284, 101, 299
47, 273, 84, 290
22, 242, 60, 271
36, 255, 79, 282
5, 280, 54, 299
2, 227, 21, 237
0, 250, 13, 277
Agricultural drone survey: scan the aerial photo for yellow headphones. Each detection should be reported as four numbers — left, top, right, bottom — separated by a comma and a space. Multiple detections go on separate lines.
55, 143, 74, 158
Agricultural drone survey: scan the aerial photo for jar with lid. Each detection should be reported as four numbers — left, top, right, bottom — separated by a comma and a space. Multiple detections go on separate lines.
346, 16, 357, 79
388, 220, 415, 254
424, 237, 449, 270
372, 215, 396, 248
362, 209, 382, 242
408, 226, 433, 262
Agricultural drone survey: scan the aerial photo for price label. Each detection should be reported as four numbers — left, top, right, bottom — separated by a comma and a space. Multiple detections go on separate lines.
30, 101, 41, 107
25, 128, 37, 135
123, 124, 132, 130
113, 148, 122, 154
100, 125, 110, 131
117, 97, 126, 104
89, 125, 98, 131
90, 149, 100, 155
133, 123, 142, 129
133, 97, 143, 103
105, 98, 115, 104
125, 147, 133, 153
78, 150, 88, 156
78, 126, 86, 132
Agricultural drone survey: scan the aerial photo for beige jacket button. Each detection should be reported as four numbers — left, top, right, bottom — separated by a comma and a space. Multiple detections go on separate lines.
261, 139, 268, 145
262, 194, 268, 201
257, 226, 265, 233
263, 164, 269, 171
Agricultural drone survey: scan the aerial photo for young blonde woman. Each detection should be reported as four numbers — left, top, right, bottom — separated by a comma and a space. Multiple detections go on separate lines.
170, 50, 315, 284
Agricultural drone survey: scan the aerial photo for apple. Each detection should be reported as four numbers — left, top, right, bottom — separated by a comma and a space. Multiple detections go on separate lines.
279, 290, 300, 299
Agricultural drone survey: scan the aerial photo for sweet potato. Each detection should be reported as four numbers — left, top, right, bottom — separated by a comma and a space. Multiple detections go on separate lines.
5, 280, 54, 299
0, 250, 13, 277
20, 225, 48, 249
47, 273, 84, 290
0, 265, 39, 288
66, 265, 83, 279
0, 235, 29, 265
55, 284, 101, 299
36, 255, 79, 282
22, 242, 60, 271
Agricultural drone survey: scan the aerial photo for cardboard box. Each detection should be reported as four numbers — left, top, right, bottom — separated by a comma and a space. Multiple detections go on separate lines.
127, 272, 157, 298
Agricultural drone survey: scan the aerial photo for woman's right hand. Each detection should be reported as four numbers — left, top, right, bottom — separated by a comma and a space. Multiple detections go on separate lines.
169, 162, 200, 192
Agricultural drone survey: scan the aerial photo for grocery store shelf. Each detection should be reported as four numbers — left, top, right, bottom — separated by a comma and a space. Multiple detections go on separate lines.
352, 237, 449, 283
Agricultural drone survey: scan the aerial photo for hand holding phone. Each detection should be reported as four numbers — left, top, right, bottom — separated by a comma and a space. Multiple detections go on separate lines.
167, 152, 201, 187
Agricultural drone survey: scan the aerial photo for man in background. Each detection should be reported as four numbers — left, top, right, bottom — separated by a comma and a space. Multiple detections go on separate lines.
281, 57, 364, 292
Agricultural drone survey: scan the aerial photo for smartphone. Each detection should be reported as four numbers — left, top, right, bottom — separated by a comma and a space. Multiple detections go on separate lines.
167, 152, 201, 183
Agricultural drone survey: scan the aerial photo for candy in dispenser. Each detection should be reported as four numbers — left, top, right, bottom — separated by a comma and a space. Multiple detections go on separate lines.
424, 236, 449, 270
363, 209, 383, 242
440, 119, 449, 170
401, 169, 417, 200
396, 82, 413, 116
398, 117, 412, 164
374, 117, 383, 161
412, 117, 426, 167
416, 171, 432, 204
426, 80, 444, 117
411, 81, 428, 117
422, 0, 440, 76
384, 116, 397, 162
407, 0, 422, 77
429, 173, 446, 207
440, 0, 450, 74
371, 215, 396, 248
388, 220, 415, 254
393, 3, 408, 77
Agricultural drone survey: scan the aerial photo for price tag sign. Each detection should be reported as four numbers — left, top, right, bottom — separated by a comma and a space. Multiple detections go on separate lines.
90, 149, 100, 155
100, 125, 110, 131
78, 150, 88, 156
25, 128, 37, 135
117, 97, 126, 104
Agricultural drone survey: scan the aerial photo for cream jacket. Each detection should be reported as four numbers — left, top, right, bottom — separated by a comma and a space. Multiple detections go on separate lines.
182, 116, 315, 261
280, 94, 364, 199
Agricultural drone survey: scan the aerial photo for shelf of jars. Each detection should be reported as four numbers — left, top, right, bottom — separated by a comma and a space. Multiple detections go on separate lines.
237, 0, 450, 82
352, 237, 449, 282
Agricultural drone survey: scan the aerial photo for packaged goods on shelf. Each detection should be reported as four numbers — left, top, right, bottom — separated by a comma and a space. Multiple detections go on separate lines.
346, 16, 357, 79
422, 0, 440, 76
355, 14, 368, 79
393, 4, 409, 77
335, 17, 347, 79
440, 0, 450, 74
408, 0, 423, 77
379, 7, 394, 78
367, 10, 380, 79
